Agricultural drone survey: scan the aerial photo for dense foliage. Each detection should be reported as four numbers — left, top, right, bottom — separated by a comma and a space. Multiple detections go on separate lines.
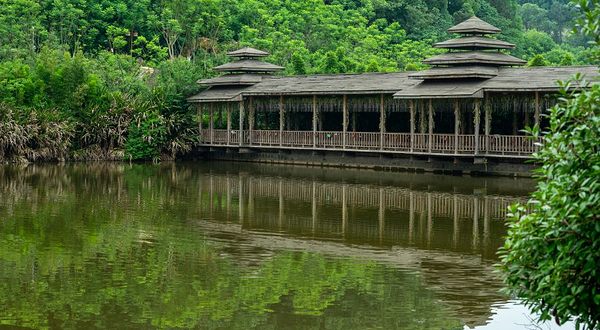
500, 1, 600, 329
0, 0, 596, 161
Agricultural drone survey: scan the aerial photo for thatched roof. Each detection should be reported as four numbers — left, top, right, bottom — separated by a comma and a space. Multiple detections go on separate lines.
422, 51, 526, 66
187, 86, 246, 102
434, 36, 515, 50
409, 66, 498, 80
187, 66, 599, 102
197, 74, 266, 86
227, 47, 270, 57
242, 72, 417, 95
394, 66, 600, 99
448, 16, 501, 34
213, 59, 285, 72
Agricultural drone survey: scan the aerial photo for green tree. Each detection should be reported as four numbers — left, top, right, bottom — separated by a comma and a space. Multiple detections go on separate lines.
500, 1, 600, 329
527, 54, 548, 66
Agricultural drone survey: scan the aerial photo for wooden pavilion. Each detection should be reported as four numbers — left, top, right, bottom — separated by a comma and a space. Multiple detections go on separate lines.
188, 17, 599, 174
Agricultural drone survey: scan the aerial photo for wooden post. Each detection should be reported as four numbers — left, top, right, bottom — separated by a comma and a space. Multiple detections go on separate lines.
239, 100, 244, 146
209, 102, 214, 144
312, 95, 317, 148
380, 93, 385, 150
279, 94, 284, 147
420, 100, 426, 134
428, 99, 433, 153
409, 100, 415, 153
512, 99, 518, 135
249, 97, 254, 145
474, 99, 481, 155
454, 99, 459, 154
226, 103, 231, 145
484, 93, 490, 154
534, 91, 540, 127
343, 94, 348, 149
198, 103, 203, 144
535, 91, 540, 152
352, 112, 356, 132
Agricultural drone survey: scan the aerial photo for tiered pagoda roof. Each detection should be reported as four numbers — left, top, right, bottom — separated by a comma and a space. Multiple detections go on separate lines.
410, 16, 526, 81
197, 46, 284, 87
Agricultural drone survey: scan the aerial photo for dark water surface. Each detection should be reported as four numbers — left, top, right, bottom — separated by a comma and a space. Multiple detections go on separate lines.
0, 162, 569, 330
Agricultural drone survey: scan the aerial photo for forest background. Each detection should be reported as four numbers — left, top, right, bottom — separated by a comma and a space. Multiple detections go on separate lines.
0, 0, 595, 161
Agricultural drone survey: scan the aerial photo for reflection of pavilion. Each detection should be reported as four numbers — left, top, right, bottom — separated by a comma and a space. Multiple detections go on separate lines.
195, 171, 528, 328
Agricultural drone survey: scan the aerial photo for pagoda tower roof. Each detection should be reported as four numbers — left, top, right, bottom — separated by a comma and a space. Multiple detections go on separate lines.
448, 16, 501, 35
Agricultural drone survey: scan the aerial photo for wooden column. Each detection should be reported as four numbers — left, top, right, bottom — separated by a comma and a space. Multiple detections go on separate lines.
380, 93, 386, 150
535, 91, 540, 152
534, 91, 540, 127
249, 97, 254, 145
484, 93, 490, 154
279, 94, 284, 147
474, 99, 481, 155
226, 103, 231, 145
209, 102, 214, 144
454, 99, 459, 154
239, 100, 244, 146
343, 94, 348, 149
409, 100, 415, 153
198, 103, 203, 144
352, 112, 356, 132
428, 99, 433, 153
312, 95, 317, 148
420, 100, 426, 133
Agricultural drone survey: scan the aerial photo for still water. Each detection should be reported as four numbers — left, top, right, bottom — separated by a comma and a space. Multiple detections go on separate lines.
0, 162, 571, 330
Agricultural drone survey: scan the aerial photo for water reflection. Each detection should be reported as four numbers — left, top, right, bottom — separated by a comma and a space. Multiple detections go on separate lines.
0, 162, 536, 330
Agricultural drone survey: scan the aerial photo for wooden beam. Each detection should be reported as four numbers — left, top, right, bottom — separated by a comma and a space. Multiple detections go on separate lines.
312, 94, 317, 148
409, 100, 415, 153
474, 99, 481, 155
226, 103, 231, 145
454, 99, 459, 154
380, 93, 385, 150
279, 94, 284, 147
428, 99, 433, 153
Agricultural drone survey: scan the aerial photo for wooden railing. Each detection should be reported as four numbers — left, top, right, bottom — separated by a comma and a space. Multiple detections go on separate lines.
200, 130, 538, 157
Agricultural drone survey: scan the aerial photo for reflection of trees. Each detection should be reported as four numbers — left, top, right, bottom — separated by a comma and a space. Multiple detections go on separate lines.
0, 163, 531, 329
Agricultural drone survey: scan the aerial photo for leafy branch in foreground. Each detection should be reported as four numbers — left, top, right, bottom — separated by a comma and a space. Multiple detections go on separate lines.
499, 73, 600, 329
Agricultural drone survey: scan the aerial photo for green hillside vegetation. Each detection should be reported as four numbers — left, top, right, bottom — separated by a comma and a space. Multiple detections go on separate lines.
0, 0, 595, 162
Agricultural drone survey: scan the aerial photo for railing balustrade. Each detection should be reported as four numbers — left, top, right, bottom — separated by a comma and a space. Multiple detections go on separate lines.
199, 130, 537, 157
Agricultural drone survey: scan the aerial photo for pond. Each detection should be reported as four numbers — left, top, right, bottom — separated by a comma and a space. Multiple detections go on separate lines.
0, 162, 572, 330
